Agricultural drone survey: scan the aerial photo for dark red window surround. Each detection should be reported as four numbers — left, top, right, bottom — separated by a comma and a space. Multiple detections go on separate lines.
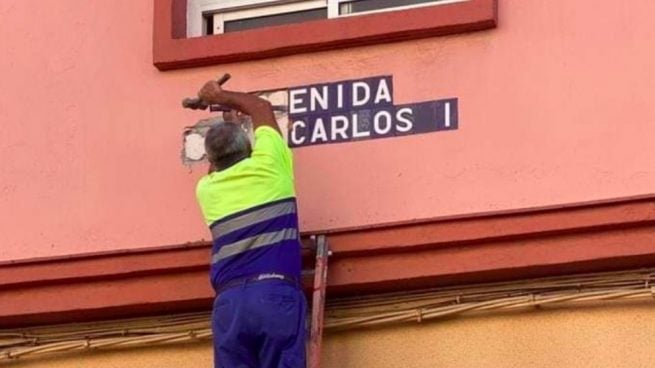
153, 0, 498, 70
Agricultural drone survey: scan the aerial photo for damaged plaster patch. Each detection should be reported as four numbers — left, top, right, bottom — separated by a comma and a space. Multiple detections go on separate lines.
181, 89, 289, 165
182, 116, 224, 164
181, 115, 255, 165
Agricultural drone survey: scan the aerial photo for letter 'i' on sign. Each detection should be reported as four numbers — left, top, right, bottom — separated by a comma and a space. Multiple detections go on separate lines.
445, 101, 451, 128
284, 75, 458, 148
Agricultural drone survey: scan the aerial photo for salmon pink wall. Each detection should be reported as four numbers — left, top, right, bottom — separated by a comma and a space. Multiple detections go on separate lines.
1, 0, 654, 262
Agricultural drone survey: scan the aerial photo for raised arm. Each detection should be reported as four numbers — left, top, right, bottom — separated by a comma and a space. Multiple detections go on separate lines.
197, 80, 280, 133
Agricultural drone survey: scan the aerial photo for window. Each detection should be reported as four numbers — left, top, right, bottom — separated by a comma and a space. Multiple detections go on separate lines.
187, 0, 467, 37
153, 0, 497, 70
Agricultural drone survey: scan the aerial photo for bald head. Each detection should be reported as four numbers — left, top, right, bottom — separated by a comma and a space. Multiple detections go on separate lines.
204, 122, 252, 171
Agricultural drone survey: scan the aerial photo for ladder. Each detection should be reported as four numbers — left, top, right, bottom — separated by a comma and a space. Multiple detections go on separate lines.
307, 235, 330, 368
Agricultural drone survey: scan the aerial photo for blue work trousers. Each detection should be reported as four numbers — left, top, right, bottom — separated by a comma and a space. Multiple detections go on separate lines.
212, 279, 307, 368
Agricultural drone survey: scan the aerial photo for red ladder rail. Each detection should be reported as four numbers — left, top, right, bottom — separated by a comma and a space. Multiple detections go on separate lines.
308, 235, 329, 368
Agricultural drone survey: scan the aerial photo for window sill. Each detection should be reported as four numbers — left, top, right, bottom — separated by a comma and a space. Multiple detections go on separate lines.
153, 0, 498, 71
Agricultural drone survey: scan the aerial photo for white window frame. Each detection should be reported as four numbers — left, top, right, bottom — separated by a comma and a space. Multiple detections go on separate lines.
187, 0, 468, 37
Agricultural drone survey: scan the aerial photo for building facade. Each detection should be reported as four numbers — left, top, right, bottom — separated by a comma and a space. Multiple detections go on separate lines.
1, 0, 655, 366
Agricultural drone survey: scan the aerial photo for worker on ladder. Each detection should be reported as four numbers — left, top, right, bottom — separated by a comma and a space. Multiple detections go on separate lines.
195, 78, 307, 368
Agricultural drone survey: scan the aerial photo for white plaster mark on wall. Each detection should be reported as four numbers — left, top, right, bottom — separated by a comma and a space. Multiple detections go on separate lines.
444, 102, 451, 128
184, 132, 207, 161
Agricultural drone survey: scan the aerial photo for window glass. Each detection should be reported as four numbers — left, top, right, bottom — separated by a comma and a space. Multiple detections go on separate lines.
223, 8, 328, 33
340, 0, 447, 15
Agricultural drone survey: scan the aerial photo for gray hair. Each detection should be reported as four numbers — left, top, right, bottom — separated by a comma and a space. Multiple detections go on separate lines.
204, 122, 252, 170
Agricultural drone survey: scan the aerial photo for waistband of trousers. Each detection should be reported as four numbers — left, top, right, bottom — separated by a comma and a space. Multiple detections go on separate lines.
215, 273, 299, 294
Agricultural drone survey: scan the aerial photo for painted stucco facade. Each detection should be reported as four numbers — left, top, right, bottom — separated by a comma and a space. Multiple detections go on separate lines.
2, 0, 655, 366
1, 0, 654, 262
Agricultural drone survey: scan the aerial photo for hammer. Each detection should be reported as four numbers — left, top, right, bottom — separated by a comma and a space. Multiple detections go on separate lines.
182, 73, 232, 111
181, 74, 288, 113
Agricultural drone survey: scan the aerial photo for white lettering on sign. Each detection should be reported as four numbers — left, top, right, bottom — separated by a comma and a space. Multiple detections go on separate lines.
291, 120, 306, 145
310, 86, 328, 111
444, 102, 451, 128
337, 84, 344, 109
286, 75, 458, 148
374, 110, 393, 135
374, 78, 392, 105
287, 76, 393, 115
289, 88, 307, 114
396, 107, 414, 133
352, 82, 371, 107
331, 115, 349, 140
311, 118, 328, 143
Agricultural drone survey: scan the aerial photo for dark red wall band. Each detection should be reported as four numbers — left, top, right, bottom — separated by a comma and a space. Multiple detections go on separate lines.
1, 195, 655, 327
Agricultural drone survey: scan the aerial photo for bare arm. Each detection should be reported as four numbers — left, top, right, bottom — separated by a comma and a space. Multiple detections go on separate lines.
197, 80, 279, 133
